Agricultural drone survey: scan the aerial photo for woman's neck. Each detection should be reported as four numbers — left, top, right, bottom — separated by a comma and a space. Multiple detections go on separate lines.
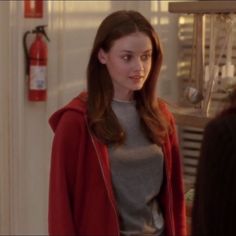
113, 92, 134, 102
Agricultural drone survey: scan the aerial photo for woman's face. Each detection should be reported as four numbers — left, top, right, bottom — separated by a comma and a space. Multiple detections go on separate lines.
98, 32, 153, 101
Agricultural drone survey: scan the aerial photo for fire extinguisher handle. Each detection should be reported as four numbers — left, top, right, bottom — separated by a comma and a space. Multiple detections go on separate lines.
34, 25, 50, 42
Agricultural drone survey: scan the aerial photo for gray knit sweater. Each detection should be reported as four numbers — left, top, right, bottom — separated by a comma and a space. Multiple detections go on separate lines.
108, 99, 165, 236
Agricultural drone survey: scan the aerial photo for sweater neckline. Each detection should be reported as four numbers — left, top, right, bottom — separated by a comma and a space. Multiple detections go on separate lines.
112, 98, 135, 104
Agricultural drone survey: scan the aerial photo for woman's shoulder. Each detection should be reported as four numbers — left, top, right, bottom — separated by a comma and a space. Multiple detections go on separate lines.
157, 98, 174, 123
49, 93, 88, 132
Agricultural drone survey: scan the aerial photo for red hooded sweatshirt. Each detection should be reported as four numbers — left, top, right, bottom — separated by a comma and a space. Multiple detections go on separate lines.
48, 93, 187, 236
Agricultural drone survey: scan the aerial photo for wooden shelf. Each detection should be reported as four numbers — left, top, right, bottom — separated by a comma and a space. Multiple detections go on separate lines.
168, 1, 236, 14
168, 1, 232, 127
170, 107, 211, 128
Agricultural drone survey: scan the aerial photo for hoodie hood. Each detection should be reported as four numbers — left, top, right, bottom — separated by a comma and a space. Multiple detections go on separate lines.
49, 92, 88, 133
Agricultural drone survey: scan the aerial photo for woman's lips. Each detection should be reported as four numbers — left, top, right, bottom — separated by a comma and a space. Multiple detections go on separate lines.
129, 75, 144, 81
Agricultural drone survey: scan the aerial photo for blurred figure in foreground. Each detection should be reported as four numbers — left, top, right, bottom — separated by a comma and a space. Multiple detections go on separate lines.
192, 88, 236, 236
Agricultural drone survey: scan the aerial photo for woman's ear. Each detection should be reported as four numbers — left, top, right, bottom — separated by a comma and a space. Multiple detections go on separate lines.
98, 48, 107, 64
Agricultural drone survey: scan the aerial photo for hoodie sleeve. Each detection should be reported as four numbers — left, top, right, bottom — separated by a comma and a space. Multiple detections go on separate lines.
48, 110, 84, 236
168, 111, 187, 236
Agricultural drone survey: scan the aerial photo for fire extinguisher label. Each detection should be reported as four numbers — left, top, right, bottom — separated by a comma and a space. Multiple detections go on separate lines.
30, 66, 47, 90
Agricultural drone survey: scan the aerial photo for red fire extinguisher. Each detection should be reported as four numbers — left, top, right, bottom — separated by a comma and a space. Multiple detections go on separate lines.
23, 25, 50, 101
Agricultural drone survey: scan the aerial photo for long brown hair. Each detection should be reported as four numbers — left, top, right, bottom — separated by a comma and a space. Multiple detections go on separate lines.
87, 10, 169, 145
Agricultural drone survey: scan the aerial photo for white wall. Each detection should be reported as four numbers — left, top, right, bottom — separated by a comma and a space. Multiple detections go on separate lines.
5, 1, 50, 235
0, 2, 10, 235
0, 1, 179, 235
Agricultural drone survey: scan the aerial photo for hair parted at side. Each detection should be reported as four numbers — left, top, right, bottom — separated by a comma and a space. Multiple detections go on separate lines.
87, 10, 169, 145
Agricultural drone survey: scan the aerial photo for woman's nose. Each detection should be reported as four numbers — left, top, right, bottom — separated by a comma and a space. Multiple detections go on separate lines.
133, 57, 144, 71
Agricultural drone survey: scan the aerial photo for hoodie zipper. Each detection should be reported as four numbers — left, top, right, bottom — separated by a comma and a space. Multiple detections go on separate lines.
85, 117, 120, 235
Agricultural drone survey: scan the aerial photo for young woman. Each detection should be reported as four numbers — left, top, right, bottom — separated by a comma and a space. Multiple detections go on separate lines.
191, 88, 236, 236
48, 10, 187, 236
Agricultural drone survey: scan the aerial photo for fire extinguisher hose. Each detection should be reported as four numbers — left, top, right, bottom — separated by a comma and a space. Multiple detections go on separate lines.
23, 30, 31, 76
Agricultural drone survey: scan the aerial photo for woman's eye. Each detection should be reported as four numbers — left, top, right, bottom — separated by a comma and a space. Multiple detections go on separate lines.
122, 55, 132, 62
141, 54, 151, 61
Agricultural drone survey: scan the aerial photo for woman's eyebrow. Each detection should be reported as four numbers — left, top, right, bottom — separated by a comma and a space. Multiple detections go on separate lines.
120, 49, 152, 53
